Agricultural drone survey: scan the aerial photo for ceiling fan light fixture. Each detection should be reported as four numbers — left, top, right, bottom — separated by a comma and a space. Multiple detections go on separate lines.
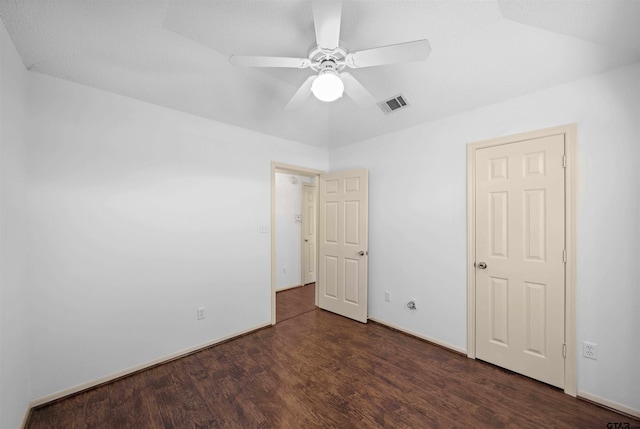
311, 70, 344, 102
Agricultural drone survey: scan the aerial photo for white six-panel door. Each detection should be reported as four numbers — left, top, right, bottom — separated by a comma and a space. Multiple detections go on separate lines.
475, 134, 566, 388
318, 169, 368, 323
302, 182, 317, 285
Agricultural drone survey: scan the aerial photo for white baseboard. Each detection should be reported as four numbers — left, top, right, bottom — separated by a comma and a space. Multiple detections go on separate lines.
367, 316, 467, 355
19, 404, 30, 429
29, 321, 272, 408
578, 390, 640, 419
276, 283, 302, 292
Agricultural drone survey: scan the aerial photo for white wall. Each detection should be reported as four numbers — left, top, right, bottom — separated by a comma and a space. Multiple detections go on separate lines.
329, 62, 640, 413
26, 72, 329, 401
0, 19, 30, 429
275, 173, 313, 290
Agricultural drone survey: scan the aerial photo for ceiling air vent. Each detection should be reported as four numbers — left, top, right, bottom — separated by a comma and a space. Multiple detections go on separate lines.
378, 94, 409, 114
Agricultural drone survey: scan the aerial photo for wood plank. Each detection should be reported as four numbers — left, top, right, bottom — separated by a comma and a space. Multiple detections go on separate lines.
26, 290, 640, 428
107, 367, 166, 428
276, 283, 316, 323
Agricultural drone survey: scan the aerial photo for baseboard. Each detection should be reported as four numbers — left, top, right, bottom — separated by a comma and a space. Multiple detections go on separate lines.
367, 316, 467, 355
276, 284, 302, 292
578, 390, 640, 419
20, 404, 31, 429
29, 321, 272, 408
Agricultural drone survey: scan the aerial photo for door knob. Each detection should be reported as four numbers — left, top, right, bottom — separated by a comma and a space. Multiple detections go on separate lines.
304, 239, 308, 242
358, 250, 367, 256
476, 262, 487, 269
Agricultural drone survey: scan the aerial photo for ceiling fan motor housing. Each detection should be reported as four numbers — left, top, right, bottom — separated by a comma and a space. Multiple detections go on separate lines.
318, 59, 338, 73
308, 45, 347, 72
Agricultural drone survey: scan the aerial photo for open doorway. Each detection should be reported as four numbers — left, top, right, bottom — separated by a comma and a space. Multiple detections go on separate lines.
271, 162, 322, 324
276, 283, 316, 323
274, 172, 315, 322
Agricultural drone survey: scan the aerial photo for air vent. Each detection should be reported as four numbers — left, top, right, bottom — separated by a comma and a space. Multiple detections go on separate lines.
378, 94, 409, 114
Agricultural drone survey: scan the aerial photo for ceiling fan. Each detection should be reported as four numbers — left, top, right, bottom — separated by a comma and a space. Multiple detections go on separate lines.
228, 0, 431, 110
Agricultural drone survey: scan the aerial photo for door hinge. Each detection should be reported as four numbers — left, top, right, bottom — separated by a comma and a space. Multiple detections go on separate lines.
562, 344, 567, 358
562, 154, 567, 168
563, 249, 567, 263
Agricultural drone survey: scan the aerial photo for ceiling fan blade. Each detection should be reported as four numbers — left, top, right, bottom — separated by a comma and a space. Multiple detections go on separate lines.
340, 72, 376, 108
312, 0, 342, 51
285, 75, 317, 111
345, 39, 431, 69
229, 55, 311, 69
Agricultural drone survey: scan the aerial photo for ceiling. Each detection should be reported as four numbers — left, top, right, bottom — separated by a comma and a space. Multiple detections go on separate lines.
1, 0, 639, 149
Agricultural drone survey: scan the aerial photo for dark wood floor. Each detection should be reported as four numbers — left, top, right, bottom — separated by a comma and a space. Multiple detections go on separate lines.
276, 283, 316, 323
26, 287, 639, 428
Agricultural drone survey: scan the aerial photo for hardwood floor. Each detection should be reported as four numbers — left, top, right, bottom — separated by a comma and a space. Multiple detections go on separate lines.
27, 292, 639, 428
276, 283, 316, 323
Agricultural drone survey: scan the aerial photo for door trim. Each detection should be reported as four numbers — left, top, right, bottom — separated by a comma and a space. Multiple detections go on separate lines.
271, 162, 323, 325
301, 182, 317, 286
466, 124, 577, 396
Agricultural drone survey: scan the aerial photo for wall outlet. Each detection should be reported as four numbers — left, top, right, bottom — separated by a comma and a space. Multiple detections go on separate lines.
282, 267, 287, 274
197, 307, 205, 320
583, 341, 597, 360
384, 291, 390, 302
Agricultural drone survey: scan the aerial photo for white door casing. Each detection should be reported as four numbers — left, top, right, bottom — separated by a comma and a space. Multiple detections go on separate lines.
475, 133, 566, 388
318, 169, 369, 323
271, 162, 324, 325
302, 182, 317, 285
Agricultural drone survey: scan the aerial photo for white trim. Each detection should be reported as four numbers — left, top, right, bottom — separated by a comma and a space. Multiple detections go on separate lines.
466, 142, 477, 359
29, 321, 271, 408
271, 162, 323, 177
368, 316, 467, 355
276, 283, 303, 292
466, 124, 577, 396
19, 405, 30, 429
300, 181, 317, 287
564, 124, 577, 396
271, 162, 323, 325
578, 391, 640, 419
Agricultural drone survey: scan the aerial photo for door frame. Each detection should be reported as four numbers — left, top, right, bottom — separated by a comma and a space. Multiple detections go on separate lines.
466, 124, 577, 396
301, 181, 317, 286
271, 162, 323, 325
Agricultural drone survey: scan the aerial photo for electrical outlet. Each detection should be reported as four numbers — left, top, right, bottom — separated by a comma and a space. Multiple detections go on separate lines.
384, 291, 390, 302
197, 307, 205, 320
282, 267, 287, 274
583, 341, 597, 360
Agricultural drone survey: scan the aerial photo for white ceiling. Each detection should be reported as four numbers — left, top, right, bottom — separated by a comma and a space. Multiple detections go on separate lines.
2, 0, 639, 148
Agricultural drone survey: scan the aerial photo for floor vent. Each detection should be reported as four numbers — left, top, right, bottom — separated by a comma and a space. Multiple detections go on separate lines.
378, 94, 409, 114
